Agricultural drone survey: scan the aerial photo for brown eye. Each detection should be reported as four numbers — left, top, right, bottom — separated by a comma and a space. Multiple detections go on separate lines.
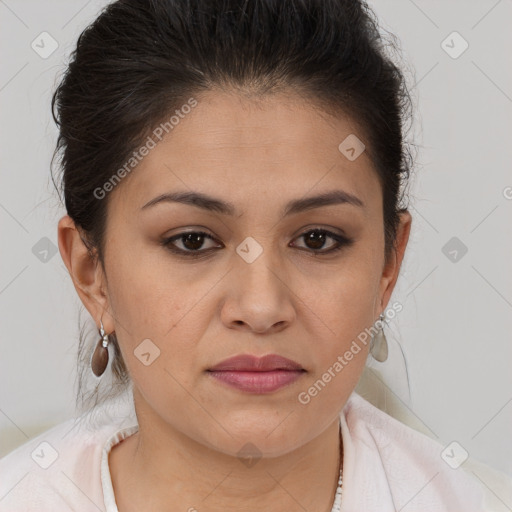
162, 231, 222, 256
303, 230, 330, 250
161, 228, 352, 259
291, 229, 353, 254
181, 232, 208, 251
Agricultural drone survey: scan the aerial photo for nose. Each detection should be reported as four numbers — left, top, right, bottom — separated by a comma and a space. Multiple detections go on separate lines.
220, 250, 295, 335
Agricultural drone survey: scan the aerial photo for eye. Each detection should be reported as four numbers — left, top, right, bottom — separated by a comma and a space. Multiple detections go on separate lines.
290, 228, 353, 254
161, 228, 353, 258
161, 231, 222, 256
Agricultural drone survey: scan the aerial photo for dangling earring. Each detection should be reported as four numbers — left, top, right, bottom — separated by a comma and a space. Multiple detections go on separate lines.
91, 319, 110, 377
370, 313, 388, 362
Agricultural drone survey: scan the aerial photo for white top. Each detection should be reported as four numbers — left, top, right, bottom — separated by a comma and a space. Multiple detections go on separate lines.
0, 390, 494, 511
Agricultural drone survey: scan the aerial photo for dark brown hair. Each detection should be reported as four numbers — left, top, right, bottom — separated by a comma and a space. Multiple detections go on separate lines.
51, 0, 416, 410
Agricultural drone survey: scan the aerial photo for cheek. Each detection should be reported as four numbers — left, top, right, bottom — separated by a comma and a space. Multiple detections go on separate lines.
106, 234, 191, 334
294, 273, 376, 428
297, 248, 381, 388
105, 243, 212, 384
306, 254, 381, 343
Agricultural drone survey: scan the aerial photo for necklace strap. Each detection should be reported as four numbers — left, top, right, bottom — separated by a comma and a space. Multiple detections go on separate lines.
330, 422, 343, 511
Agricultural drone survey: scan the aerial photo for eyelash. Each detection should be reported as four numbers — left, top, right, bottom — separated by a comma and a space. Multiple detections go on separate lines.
160, 228, 353, 258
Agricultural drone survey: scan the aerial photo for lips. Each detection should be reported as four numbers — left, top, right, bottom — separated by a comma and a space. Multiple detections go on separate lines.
207, 354, 305, 393
208, 354, 304, 372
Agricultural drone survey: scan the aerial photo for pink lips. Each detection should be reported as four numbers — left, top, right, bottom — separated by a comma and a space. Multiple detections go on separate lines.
207, 354, 305, 393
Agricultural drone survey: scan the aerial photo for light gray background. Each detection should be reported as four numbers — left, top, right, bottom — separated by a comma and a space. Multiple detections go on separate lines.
1, 0, 511, 482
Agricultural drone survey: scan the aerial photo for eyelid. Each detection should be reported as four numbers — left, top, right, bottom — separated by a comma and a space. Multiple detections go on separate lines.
291, 224, 349, 240
163, 230, 222, 251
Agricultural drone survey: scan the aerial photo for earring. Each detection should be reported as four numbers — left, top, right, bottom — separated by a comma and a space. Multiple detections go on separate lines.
91, 319, 110, 377
370, 313, 388, 362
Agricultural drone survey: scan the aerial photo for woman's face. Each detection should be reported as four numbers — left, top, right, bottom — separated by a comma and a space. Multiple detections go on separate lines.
78, 90, 410, 456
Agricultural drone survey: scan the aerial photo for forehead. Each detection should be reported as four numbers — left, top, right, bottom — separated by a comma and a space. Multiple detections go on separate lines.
112, 90, 381, 216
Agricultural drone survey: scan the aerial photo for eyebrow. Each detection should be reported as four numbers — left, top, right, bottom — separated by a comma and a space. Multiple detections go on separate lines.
141, 189, 364, 217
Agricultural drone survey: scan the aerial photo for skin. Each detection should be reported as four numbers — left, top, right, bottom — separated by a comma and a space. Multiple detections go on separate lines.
58, 89, 411, 512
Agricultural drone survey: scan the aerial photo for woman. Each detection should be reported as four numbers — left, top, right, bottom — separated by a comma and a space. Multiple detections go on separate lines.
0, 0, 495, 510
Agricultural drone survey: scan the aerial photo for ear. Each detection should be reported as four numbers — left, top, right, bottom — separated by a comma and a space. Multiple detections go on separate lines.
57, 215, 115, 334
377, 210, 412, 312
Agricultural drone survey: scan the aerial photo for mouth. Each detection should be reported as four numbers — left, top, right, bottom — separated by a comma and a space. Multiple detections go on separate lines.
206, 354, 306, 394
208, 353, 304, 372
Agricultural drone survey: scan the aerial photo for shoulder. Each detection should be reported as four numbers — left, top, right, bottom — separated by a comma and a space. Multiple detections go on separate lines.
0, 392, 137, 511
340, 392, 509, 511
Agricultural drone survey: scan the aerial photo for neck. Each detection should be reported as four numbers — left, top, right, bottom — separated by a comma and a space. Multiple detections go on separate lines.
109, 390, 343, 512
